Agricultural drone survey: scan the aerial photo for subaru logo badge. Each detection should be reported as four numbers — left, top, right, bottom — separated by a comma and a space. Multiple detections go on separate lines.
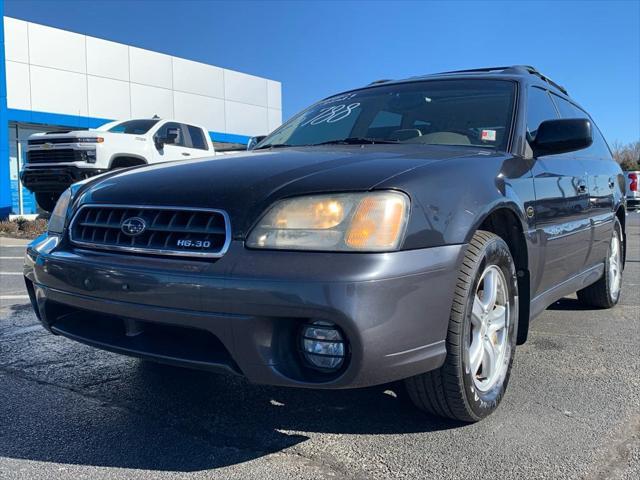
120, 217, 147, 236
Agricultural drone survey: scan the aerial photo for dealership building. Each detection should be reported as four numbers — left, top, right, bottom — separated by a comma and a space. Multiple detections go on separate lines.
0, 9, 282, 217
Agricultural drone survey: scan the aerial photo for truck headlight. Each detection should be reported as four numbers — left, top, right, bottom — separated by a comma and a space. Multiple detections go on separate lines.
246, 191, 409, 252
80, 150, 97, 163
47, 188, 72, 234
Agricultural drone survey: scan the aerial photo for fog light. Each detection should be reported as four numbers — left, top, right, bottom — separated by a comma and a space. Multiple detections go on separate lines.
300, 321, 346, 371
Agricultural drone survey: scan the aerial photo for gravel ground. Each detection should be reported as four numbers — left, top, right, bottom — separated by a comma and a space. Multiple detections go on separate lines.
0, 213, 638, 479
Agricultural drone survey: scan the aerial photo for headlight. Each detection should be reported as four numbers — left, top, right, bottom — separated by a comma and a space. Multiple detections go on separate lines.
246, 191, 410, 252
47, 188, 72, 234
80, 150, 97, 163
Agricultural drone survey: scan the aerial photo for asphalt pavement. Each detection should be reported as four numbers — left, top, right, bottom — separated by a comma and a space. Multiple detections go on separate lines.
1, 213, 638, 479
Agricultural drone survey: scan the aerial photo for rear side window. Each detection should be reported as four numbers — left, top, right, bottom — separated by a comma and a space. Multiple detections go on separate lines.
550, 93, 587, 119
551, 94, 612, 160
526, 87, 558, 140
186, 125, 209, 150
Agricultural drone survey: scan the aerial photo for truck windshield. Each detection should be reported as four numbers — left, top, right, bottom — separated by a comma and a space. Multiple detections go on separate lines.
257, 79, 516, 151
107, 119, 159, 135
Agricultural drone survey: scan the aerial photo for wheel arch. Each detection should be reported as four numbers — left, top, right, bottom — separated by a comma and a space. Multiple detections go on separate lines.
109, 154, 148, 169
475, 204, 531, 345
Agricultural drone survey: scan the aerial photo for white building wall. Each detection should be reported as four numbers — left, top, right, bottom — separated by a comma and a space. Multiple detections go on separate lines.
3, 16, 282, 138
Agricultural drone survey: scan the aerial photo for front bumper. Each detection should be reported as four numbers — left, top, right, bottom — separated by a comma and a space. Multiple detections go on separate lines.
21, 165, 106, 193
24, 235, 465, 389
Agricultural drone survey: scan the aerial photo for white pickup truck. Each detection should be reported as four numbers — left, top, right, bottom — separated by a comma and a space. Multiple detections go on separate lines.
21, 118, 222, 211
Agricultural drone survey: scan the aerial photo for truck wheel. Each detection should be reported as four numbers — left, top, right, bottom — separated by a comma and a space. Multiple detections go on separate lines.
35, 192, 60, 212
405, 231, 518, 422
577, 218, 623, 308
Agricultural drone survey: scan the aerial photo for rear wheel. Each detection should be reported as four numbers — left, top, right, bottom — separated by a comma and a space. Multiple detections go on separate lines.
405, 231, 518, 422
35, 192, 61, 212
577, 218, 623, 308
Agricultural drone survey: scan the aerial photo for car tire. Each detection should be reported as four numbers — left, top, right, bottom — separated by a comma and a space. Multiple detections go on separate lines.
35, 192, 60, 212
577, 218, 623, 308
405, 230, 518, 422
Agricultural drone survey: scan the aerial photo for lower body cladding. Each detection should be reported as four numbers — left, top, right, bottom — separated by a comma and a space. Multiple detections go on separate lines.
23, 238, 465, 389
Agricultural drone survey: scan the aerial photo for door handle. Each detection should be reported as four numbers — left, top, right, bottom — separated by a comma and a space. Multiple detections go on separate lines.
182, 152, 191, 157
577, 180, 587, 194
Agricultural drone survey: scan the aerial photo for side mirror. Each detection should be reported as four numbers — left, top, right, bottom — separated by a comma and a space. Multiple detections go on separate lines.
155, 127, 180, 150
247, 135, 267, 151
532, 118, 592, 157
165, 127, 180, 145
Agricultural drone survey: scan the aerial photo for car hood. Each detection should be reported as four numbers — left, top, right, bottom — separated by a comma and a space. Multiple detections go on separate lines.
77, 145, 487, 236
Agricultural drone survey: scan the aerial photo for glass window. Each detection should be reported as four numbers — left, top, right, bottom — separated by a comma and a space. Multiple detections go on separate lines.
551, 94, 612, 160
107, 119, 159, 135
367, 110, 403, 139
156, 122, 186, 147
588, 125, 613, 160
550, 93, 587, 119
526, 87, 559, 140
186, 125, 209, 150
258, 80, 516, 151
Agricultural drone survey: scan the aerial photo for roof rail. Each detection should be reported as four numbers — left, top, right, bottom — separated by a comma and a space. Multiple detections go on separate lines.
431, 66, 521, 75
368, 79, 393, 86
517, 65, 568, 95
412, 65, 569, 95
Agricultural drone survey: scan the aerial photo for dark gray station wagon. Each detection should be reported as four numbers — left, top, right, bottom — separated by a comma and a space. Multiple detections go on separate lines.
24, 65, 626, 422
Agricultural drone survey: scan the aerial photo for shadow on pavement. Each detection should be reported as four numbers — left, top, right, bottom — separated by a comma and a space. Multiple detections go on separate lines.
0, 356, 463, 472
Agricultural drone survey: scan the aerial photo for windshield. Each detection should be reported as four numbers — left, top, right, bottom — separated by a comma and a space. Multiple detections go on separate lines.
106, 119, 160, 135
258, 79, 516, 150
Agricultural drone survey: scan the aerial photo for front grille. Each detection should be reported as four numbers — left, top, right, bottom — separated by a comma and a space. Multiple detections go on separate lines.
27, 149, 81, 163
21, 168, 78, 188
28, 137, 77, 145
69, 205, 230, 258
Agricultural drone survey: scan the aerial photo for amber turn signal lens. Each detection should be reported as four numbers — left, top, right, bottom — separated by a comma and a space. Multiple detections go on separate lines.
346, 193, 408, 250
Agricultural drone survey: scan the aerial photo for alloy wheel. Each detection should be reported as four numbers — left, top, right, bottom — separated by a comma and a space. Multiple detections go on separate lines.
468, 265, 511, 392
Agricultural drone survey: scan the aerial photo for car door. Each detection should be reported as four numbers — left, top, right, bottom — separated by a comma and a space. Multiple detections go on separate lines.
527, 87, 592, 297
152, 122, 193, 163
549, 93, 616, 269
182, 124, 212, 159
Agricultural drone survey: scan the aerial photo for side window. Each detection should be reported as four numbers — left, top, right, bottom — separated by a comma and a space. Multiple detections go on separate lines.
185, 125, 209, 150
156, 122, 186, 147
550, 93, 587, 119
526, 87, 559, 140
588, 125, 613, 160
551, 94, 612, 160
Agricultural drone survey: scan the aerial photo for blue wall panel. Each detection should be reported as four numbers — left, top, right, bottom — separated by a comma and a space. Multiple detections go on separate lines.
0, 2, 11, 219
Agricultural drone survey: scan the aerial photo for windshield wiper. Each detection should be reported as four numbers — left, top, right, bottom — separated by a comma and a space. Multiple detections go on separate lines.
310, 137, 399, 146
254, 143, 295, 150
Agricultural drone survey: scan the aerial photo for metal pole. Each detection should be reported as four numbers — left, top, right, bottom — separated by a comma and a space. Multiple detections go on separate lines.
16, 124, 23, 216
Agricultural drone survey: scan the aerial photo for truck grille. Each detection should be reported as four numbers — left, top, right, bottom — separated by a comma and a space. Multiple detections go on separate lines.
28, 137, 76, 145
69, 205, 231, 258
27, 149, 81, 164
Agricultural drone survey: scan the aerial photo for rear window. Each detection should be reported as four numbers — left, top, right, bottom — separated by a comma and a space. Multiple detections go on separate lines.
108, 119, 159, 135
187, 125, 208, 150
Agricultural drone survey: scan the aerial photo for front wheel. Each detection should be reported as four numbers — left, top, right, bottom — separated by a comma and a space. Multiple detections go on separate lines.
35, 192, 61, 212
577, 218, 623, 308
405, 231, 518, 422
